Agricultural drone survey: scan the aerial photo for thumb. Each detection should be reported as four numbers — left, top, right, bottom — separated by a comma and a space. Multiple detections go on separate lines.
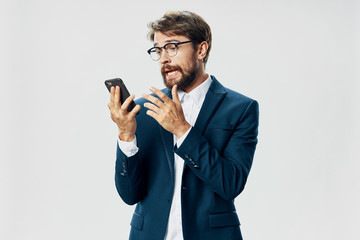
172, 84, 180, 103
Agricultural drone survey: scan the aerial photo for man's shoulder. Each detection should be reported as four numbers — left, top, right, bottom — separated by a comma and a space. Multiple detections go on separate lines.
224, 87, 256, 103
209, 75, 257, 104
220, 87, 258, 117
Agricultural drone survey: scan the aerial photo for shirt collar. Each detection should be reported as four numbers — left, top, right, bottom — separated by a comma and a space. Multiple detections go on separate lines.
177, 75, 212, 107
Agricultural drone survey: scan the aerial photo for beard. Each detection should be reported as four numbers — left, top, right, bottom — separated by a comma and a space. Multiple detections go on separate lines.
161, 54, 199, 91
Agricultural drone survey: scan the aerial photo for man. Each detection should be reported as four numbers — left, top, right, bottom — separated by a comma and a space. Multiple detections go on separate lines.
108, 11, 259, 240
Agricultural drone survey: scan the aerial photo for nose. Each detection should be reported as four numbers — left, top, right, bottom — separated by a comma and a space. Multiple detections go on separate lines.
159, 50, 171, 65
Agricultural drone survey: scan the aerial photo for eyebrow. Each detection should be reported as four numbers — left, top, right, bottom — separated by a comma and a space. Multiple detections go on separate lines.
154, 39, 181, 47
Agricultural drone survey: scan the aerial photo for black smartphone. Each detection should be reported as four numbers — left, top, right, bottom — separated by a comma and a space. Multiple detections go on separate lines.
105, 78, 137, 113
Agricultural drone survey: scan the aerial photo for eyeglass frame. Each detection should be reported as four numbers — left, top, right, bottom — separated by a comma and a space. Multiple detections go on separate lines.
147, 40, 196, 61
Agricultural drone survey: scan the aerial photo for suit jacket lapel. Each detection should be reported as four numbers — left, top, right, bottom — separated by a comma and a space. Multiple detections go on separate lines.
194, 76, 227, 134
157, 78, 227, 183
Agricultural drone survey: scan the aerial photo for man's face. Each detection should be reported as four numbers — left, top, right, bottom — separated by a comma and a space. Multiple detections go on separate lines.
153, 31, 199, 90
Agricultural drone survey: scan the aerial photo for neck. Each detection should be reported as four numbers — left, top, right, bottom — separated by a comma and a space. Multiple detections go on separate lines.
183, 66, 208, 93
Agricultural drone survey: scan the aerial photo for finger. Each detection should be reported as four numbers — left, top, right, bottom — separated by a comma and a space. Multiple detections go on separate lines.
146, 109, 159, 121
171, 85, 180, 103
129, 104, 141, 117
144, 102, 159, 114
110, 86, 115, 103
121, 95, 135, 111
149, 87, 171, 103
142, 93, 165, 108
114, 86, 121, 106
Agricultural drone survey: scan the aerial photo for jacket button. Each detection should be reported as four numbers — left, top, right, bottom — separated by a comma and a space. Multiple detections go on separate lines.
184, 154, 189, 159
120, 172, 126, 176
194, 164, 199, 168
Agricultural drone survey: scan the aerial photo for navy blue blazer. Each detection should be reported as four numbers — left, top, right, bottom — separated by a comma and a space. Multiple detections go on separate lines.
115, 76, 259, 240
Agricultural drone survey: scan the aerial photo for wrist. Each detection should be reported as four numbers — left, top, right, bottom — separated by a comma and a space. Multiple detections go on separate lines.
118, 131, 135, 142
174, 122, 191, 139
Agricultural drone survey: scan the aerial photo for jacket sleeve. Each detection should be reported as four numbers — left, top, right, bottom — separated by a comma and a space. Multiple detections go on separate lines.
114, 145, 146, 205
174, 100, 259, 200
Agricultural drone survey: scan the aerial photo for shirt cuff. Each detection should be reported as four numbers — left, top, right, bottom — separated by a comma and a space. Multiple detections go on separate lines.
117, 136, 139, 157
176, 127, 192, 148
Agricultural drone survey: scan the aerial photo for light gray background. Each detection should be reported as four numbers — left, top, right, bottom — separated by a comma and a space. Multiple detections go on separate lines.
1, 0, 359, 239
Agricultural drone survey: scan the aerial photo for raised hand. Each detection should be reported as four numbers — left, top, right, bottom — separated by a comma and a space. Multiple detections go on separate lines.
143, 85, 190, 139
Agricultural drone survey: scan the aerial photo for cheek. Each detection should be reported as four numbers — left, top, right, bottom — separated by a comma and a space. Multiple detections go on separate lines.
182, 56, 197, 73
175, 55, 193, 72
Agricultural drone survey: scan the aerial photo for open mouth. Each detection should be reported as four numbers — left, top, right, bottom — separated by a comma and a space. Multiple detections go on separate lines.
165, 69, 179, 79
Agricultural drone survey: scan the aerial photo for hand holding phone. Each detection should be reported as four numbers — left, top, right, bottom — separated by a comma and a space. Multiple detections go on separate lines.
106, 78, 140, 142
105, 78, 136, 112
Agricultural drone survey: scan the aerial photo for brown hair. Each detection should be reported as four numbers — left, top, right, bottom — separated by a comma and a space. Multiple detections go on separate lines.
148, 11, 212, 65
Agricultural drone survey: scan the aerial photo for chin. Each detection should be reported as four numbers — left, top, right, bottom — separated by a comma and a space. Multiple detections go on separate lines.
163, 76, 180, 89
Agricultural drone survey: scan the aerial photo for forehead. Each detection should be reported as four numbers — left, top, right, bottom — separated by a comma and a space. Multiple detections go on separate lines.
153, 31, 190, 46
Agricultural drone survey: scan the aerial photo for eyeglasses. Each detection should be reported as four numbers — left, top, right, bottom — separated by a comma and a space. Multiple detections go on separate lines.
147, 40, 195, 61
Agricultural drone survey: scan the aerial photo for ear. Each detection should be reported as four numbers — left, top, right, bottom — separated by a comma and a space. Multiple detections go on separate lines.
197, 41, 208, 62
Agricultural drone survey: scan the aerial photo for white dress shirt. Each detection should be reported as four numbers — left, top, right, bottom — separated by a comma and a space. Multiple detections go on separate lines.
118, 76, 212, 240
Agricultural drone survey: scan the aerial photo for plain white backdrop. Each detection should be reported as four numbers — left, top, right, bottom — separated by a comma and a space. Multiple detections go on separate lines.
1, 0, 359, 239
